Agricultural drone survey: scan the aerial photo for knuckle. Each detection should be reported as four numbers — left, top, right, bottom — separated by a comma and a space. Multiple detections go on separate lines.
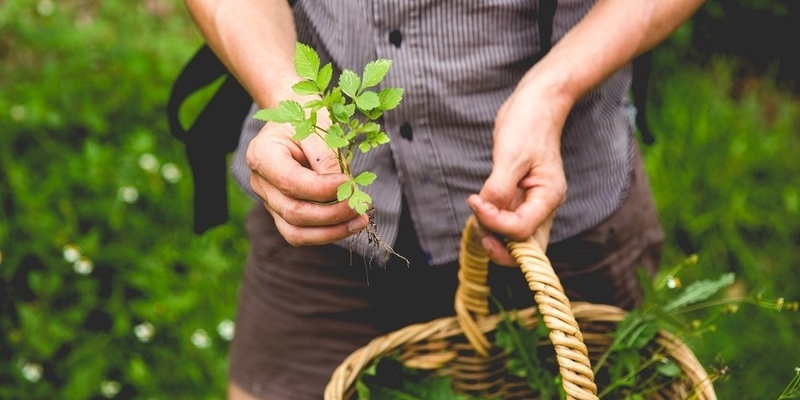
316, 153, 340, 172
279, 227, 306, 247
280, 202, 303, 225
273, 173, 295, 195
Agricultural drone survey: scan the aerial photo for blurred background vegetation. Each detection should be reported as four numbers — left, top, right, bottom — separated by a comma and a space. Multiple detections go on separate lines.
0, 0, 797, 398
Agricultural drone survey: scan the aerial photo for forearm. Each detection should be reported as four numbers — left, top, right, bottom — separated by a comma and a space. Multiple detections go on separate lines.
518, 0, 705, 121
183, 0, 299, 108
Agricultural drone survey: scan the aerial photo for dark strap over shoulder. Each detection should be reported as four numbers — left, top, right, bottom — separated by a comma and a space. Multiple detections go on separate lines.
539, 0, 654, 145
167, 45, 252, 234
168, 0, 297, 234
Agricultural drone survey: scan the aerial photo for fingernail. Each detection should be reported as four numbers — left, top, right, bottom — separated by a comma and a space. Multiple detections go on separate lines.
348, 217, 367, 233
481, 236, 494, 254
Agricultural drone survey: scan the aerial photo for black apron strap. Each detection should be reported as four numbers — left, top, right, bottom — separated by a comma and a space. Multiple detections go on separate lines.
167, 45, 252, 234
632, 51, 655, 145
538, 0, 557, 54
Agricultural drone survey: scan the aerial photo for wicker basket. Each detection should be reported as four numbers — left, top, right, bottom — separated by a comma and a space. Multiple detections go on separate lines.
326, 216, 717, 399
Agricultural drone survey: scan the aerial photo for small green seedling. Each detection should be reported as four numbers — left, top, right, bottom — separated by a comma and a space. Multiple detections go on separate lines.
255, 42, 406, 265
254, 42, 403, 215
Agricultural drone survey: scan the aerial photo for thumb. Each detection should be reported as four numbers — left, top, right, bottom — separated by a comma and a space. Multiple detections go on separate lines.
478, 166, 521, 211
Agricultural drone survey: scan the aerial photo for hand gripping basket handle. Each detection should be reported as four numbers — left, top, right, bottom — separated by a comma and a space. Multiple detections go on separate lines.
456, 215, 599, 399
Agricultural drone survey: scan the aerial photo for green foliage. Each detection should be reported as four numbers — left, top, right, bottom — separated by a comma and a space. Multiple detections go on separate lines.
494, 312, 562, 400
0, 1, 250, 398
356, 357, 473, 400
645, 44, 800, 398
253, 42, 403, 215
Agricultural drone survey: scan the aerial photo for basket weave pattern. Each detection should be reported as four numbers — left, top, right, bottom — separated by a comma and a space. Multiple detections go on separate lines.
325, 216, 717, 399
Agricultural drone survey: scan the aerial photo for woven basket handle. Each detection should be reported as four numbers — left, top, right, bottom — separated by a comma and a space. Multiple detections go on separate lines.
455, 215, 598, 399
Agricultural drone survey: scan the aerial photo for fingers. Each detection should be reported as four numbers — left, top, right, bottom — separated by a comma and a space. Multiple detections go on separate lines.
467, 183, 563, 242
270, 210, 369, 247
247, 127, 347, 203
246, 122, 367, 246
468, 197, 556, 268
469, 218, 517, 267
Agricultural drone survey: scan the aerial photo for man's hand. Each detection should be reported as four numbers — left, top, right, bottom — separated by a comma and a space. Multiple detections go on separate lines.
246, 117, 369, 246
467, 85, 568, 266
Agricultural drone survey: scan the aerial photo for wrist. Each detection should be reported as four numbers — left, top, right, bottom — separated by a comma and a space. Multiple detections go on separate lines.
515, 65, 577, 125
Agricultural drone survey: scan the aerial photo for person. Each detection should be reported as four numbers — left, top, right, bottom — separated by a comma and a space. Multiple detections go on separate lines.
183, 0, 704, 399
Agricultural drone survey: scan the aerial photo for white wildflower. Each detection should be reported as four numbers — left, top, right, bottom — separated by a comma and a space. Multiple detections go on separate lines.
117, 186, 139, 204
36, 0, 55, 17
160, 163, 182, 183
666, 276, 681, 290
217, 320, 235, 341
62, 244, 81, 263
134, 322, 155, 343
73, 258, 94, 275
138, 153, 159, 173
100, 380, 121, 398
21, 362, 43, 382
191, 329, 211, 349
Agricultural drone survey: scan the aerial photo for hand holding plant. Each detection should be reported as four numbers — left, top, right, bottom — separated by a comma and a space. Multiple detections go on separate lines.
253, 43, 405, 259
254, 42, 403, 215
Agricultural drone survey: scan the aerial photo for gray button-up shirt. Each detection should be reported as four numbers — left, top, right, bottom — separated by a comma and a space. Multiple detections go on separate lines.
232, 0, 634, 266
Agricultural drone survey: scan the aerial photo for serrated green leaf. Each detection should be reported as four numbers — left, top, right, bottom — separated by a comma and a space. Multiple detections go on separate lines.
325, 124, 348, 148
355, 91, 381, 111
361, 122, 380, 134
358, 141, 371, 153
367, 109, 384, 120
362, 59, 393, 89
292, 80, 320, 96
303, 99, 325, 111
349, 189, 372, 214
317, 62, 333, 91
664, 272, 736, 311
378, 87, 404, 111
291, 118, 313, 141
331, 103, 355, 124
375, 132, 391, 145
253, 100, 304, 123
325, 132, 349, 149
354, 171, 377, 186
326, 87, 344, 105
294, 42, 320, 81
339, 69, 360, 98
337, 181, 354, 202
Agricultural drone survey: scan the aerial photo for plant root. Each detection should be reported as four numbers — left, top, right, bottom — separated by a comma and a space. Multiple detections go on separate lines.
348, 207, 409, 284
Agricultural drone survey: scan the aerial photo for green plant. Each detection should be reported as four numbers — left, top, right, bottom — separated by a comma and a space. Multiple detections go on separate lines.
253, 43, 403, 216
778, 368, 800, 399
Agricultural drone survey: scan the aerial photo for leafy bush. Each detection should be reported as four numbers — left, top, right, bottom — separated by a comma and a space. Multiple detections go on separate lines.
644, 43, 800, 398
0, 1, 252, 398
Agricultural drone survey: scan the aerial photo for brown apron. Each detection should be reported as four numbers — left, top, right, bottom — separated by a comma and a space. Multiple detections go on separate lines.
228, 148, 664, 399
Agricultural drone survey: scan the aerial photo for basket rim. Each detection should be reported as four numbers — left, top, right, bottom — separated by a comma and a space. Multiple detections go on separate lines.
324, 301, 718, 400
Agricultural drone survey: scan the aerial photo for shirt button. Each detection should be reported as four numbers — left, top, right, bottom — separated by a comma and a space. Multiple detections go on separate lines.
399, 122, 413, 141
389, 30, 402, 48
